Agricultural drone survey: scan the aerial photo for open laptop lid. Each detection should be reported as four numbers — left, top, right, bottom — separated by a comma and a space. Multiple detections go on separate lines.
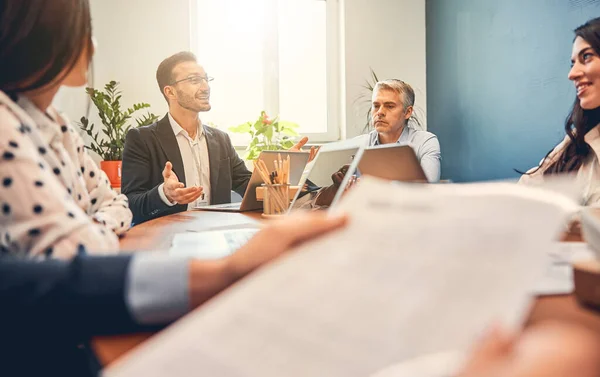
287, 139, 363, 212
330, 144, 427, 208
239, 150, 310, 211
357, 144, 427, 181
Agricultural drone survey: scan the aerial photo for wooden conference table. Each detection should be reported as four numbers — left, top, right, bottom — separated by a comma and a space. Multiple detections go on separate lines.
93, 210, 600, 367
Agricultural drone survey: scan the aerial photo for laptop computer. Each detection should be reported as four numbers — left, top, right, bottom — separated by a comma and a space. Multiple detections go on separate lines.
329, 144, 428, 207
287, 139, 363, 212
355, 144, 427, 181
195, 150, 309, 212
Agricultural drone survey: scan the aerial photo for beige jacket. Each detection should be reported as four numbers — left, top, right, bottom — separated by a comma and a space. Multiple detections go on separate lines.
519, 125, 600, 206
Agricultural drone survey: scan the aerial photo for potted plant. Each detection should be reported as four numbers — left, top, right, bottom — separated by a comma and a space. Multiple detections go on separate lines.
228, 111, 300, 160
79, 80, 159, 187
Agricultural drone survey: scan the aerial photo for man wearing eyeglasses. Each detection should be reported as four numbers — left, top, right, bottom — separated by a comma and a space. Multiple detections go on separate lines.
122, 51, 309, 224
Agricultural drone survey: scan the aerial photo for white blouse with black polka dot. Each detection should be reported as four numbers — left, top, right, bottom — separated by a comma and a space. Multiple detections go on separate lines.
0, 91, 132, 258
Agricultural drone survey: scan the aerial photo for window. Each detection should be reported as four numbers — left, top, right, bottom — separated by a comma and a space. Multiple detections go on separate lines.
190, 0, 340, 144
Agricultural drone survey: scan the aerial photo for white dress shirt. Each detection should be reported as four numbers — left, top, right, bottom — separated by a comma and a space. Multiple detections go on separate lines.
159, 113, 211, 209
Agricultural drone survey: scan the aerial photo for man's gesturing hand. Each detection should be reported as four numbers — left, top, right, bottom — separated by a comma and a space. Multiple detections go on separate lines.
162, 161, 203, 204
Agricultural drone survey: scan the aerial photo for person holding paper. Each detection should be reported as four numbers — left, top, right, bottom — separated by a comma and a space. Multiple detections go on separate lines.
0, 210, 347, 377
520, 17, 600, 205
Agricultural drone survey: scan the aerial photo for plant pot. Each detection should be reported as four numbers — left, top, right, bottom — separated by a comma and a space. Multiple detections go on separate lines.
101, 160, 122, 188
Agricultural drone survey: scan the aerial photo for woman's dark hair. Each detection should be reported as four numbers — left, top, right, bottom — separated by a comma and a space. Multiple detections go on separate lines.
0, 0, 93, 95
537, 17, 600, 175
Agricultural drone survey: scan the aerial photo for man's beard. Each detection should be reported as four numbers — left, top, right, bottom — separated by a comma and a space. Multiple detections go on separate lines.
176, 89, 211, 112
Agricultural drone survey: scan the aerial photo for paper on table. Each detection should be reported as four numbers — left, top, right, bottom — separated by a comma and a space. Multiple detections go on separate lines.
105, 177, 577, 377
533, 255, 574, 296
184, 211, 261, 232
533, 242, 596, 296
368, 350, 463, 377
169, 228, 260, 259
549, 242, 597, 262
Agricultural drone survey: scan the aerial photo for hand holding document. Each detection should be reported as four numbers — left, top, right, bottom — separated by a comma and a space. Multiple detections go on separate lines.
106, 177, 579, 377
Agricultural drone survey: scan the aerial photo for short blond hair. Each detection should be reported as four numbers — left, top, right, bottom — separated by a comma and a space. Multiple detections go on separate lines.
373, 79, 415, 110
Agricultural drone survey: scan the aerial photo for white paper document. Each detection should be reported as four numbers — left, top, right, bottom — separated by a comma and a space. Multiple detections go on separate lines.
105, 178, 578, 377
368, 350, 463, 377
184, 211, 261, 232
533, 242, 596, 296
170, 228, 260, 259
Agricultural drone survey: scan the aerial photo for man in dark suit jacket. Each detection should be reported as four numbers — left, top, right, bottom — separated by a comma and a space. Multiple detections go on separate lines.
122, 114, 251, 225
122, 51, 310, 225
121, 51, 252, 225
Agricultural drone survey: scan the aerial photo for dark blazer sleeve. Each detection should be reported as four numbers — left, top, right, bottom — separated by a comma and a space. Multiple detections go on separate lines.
225, 133, 252, 197
0, 254, 167, 377
122, 128, 172, 224
0, 254, 144, 339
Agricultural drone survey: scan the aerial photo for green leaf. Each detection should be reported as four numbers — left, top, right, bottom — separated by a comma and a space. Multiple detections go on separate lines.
228, 122, 252, 133
264, 126, 273, 141
233, 111, 301, 160
135, 112, 159, 127
281, 128, 299, 136
246, 149, 259, 160
81, 80, 159, 160
253, 119, 266, 131
279, 120, 299, 129
255, 126, 267, 136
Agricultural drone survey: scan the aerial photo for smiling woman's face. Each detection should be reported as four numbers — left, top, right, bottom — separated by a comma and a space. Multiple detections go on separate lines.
569, 36, 600, 110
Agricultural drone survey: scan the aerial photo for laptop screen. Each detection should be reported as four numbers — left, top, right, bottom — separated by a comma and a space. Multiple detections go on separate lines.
289, 146, 360, 211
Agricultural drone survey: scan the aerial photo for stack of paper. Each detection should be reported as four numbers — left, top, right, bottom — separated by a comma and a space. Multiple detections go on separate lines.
533, 242, 595, 295
106, 178, 578, 377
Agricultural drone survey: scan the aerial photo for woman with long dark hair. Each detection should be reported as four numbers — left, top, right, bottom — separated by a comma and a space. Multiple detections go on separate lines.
0, 0, 132, 258
520, 17, 600, 205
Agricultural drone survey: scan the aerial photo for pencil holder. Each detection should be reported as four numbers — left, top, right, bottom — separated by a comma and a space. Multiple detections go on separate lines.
262, 183, 290, 215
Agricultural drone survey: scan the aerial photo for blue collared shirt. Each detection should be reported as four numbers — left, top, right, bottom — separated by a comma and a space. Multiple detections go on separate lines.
366, 126, 441, 182
126, 254, 190, 325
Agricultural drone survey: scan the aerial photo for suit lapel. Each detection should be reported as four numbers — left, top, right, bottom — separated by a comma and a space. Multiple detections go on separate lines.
203, 125, 221, 200
154, 115, 187, 186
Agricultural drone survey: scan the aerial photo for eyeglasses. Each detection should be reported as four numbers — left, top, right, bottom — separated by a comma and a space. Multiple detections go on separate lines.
170, 76, 214, 86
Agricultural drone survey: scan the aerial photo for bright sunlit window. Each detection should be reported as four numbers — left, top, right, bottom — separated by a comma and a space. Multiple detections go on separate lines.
191, 0, 340, 143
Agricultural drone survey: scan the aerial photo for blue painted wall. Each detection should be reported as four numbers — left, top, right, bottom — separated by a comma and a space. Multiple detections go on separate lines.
426, 0, 600, 182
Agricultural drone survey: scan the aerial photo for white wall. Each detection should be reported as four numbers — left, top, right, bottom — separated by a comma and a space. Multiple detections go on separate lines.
342, 0, 427, 138
53, 0, 427, 152
53, 0, 191, 157
90, 0, 191, 115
